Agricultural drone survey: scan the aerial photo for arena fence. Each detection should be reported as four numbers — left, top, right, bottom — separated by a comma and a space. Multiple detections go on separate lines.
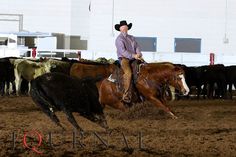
27, 49, 236, 66
5, 47, 236, 66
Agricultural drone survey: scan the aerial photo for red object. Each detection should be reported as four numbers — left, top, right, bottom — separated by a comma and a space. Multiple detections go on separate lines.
23, 130, 43, 154
210, 53, 214, 65
32, 48, 37, 58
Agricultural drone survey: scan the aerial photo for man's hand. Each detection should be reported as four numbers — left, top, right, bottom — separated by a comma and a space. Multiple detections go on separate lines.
133, 53, 142, 60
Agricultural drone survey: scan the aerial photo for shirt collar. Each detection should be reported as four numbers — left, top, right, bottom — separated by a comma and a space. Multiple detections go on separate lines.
121, 32, 128, 38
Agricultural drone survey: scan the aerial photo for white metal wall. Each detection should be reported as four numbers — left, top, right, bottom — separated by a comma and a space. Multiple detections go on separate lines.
88, 0, 236, 55
0, 0, 72, 34
1, 0, 236, 65
71, 0, 90, 38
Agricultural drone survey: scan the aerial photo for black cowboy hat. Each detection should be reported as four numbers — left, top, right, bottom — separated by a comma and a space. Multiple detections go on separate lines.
115, 20, 132, 31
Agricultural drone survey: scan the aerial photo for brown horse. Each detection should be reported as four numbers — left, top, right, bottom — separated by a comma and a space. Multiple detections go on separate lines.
70, 61, 116, 80
99, 62, 190, 119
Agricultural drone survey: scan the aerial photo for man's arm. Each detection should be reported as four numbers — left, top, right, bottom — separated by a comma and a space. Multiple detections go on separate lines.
134, 41, 142, 58
131, 36, 142, 58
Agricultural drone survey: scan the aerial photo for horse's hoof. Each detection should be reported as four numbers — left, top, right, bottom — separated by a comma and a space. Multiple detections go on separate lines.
171, 115, 178, 119
168, 112, 178, 119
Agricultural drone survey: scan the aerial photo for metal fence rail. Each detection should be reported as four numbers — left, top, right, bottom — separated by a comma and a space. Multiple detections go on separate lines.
2, 47, 236, 66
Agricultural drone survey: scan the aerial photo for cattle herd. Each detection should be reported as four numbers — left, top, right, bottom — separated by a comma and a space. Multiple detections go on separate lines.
0, 57, 115, 131
176, 64, 236, 99
0, 57, 236, 131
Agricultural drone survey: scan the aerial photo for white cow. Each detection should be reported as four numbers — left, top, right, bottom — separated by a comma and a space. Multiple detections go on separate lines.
11, 58, 52, 96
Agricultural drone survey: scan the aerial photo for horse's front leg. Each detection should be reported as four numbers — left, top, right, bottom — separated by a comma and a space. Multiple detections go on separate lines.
137, 81, 178, 119
148, 96, 177, 119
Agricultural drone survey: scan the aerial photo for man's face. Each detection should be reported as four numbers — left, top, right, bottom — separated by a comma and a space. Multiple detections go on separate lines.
119, 25, 128, 32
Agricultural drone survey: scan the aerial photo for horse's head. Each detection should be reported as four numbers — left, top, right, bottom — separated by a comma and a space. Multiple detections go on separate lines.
169, 67, 190, 95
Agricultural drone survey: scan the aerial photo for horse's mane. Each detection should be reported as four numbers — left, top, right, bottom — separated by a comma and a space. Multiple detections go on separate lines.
147, 62, 174, 66
140, 62, 185, 77
143, 62, 175, 70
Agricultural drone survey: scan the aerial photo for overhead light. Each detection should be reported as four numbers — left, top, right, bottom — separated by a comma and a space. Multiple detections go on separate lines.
223, 0, 229, 44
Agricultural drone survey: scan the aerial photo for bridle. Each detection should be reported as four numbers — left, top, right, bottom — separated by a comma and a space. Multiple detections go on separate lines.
171, 72, 184, 91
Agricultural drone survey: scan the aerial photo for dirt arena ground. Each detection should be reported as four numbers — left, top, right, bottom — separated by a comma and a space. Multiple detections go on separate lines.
0, 96, 236, 157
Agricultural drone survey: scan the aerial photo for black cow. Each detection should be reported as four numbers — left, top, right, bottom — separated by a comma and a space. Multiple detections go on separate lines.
184, 66, 200, 98
30, 72, 108, 131
0, 57, 16, 96
226, 66, 236, 99
193, 65, 209, 98
201, 64, 227, 99
47, 58, 73, 75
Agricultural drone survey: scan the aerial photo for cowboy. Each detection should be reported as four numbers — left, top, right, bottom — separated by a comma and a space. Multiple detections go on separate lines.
115, 20, 143, 103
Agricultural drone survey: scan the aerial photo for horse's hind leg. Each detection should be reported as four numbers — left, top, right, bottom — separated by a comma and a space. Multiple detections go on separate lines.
115, 101, 128, 112
101, 100, 128, 112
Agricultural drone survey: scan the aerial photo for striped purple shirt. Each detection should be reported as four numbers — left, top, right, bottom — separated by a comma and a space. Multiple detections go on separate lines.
115, 32, 142, 60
